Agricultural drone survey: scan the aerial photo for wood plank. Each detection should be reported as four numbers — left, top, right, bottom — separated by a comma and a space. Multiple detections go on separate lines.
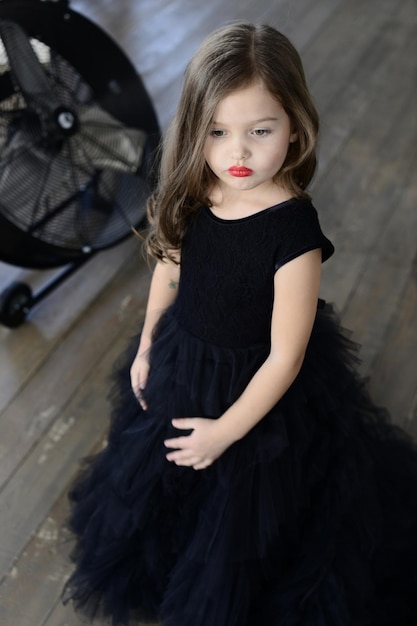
325, 83, 416, 326
366, 182, 417, 431
313, 0, 416, 175
0, 237, 139, 412
278, 0, 344, 50
0, 252, 150, 580
304, 0, 403, 105
370, 269, 417, 437
0, 484, 83, 626
0, 246, 149, 490
309, 2, 417, 310
313, 14, 417, 312
310, 1, 417, 422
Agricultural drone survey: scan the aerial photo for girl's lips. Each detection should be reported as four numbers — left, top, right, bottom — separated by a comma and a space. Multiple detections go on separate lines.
228, 166, 253, 177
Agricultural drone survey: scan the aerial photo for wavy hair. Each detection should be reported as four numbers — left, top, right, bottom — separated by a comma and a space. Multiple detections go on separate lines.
145, 22, 319, 261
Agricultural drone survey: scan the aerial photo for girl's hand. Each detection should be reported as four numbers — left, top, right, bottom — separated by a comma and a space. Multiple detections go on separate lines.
130, 351, 150, 410
164, 418, 234, 470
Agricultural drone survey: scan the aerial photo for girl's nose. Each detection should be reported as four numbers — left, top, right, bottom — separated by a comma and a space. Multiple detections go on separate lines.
231, 138, 250, 161
232, 150, 249, 162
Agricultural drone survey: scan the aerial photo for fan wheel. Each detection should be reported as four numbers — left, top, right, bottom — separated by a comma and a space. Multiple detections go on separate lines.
0, 281, 33, 327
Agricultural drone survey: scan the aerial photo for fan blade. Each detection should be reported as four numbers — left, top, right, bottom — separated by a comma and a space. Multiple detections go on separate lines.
70, 106, 146, 174
0, 19, 59, 113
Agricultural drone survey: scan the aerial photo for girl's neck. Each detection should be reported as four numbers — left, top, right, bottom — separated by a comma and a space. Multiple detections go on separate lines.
208, 183, 293, 220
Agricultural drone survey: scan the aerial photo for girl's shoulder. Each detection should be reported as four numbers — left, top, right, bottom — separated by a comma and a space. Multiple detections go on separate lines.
266, 198, 335, 268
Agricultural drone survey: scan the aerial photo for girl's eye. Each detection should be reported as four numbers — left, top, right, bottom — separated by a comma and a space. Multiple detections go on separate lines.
252, 129, 271, 137
210, 129, 225, 138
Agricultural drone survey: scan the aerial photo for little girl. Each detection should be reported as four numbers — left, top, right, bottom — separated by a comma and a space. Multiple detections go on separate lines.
64, 22, 417, 626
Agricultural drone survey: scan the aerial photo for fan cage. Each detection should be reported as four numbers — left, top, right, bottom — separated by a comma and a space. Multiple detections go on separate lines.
0, 23, 155, 254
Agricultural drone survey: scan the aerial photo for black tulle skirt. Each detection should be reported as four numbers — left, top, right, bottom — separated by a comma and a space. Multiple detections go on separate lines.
63, 303, 417, 626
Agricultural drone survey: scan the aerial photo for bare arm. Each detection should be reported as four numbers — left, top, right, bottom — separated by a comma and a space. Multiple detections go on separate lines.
131, 254, 180, 404
165, 248, 322, 468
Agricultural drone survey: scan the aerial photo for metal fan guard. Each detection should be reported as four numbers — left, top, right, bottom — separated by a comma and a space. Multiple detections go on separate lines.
0, 0, 160, 269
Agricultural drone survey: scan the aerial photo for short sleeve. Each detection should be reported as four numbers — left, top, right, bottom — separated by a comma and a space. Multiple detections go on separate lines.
273, 200, 334, 270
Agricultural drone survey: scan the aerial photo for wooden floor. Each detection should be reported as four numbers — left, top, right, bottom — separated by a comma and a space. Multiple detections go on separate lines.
0, 0, 416, 624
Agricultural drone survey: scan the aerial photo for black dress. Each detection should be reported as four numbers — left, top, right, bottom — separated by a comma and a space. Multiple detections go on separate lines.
63, 199, 417, 626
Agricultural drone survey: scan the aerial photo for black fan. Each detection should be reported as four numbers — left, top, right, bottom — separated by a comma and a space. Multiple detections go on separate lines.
0, 0, 160, 327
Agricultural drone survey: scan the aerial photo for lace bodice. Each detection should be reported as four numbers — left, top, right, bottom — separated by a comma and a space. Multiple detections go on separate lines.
172, 198, 334, 348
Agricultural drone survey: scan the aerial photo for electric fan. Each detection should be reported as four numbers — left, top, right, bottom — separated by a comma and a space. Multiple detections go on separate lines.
0, 0, 160, 327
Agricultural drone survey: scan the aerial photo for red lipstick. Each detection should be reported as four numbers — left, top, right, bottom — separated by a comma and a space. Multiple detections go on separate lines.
228, 166, 253, 177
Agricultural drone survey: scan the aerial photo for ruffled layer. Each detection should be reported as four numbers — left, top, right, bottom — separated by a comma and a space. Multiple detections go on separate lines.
63, 305, 417, 626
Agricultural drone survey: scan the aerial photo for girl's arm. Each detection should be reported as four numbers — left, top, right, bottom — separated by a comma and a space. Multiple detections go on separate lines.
216, 247, 321, 440
131, 255, 180, 406
165, 248, 322, 468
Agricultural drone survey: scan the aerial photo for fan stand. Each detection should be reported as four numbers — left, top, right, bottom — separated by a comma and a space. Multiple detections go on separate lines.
0, 261, 87, 328
0, 0, 160, 327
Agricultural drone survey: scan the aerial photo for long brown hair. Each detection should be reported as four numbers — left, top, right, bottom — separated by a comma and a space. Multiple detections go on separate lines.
145, 22, 319, 261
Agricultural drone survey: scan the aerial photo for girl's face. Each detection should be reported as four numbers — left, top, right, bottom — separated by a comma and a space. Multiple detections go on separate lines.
204, 82, 297, 198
